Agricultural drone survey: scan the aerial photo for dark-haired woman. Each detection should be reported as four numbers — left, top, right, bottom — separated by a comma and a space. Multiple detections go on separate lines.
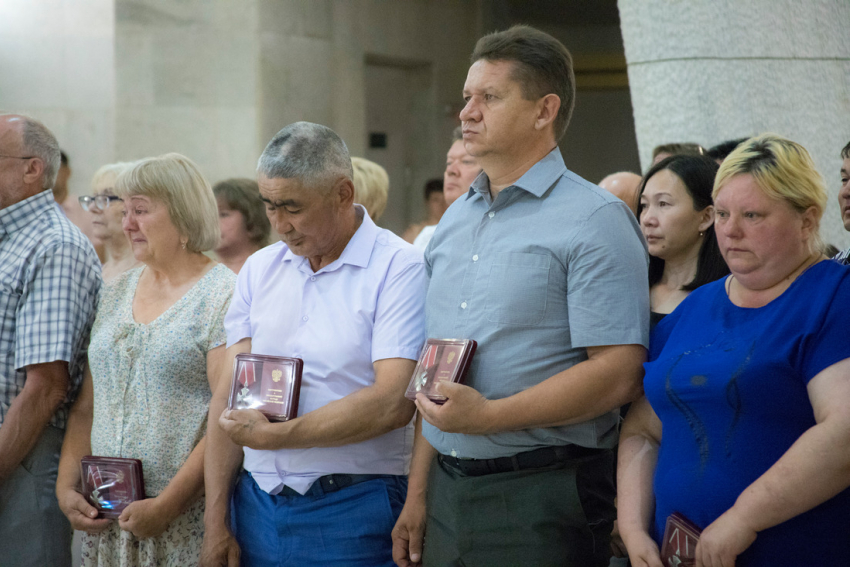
213, 178, 271, 273
610, 155, 731, 561
638, 155, 729, 329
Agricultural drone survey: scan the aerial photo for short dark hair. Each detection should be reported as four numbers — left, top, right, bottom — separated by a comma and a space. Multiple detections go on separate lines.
423, 178, 443, 199
707, 138, 749, 162
651, 143, 705, 161
637, 155, 729, 291
471, 25, 575, 142
841, 140, 850, 160
213, 178, 271, 246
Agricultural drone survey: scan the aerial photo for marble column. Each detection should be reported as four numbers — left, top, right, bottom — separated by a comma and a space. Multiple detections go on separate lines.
619, 0, 850, 247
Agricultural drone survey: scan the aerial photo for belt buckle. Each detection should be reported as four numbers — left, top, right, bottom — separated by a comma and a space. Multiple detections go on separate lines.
439, 454, 471, 476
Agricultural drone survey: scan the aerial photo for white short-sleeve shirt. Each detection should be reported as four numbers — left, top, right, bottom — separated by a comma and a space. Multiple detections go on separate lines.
225, 208, 427, 494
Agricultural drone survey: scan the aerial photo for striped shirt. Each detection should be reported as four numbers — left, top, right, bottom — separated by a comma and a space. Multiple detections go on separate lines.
0, 190, 101, 429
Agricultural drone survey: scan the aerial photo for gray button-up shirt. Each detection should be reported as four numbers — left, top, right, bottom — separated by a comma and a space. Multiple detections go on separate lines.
422, 148, 649, 459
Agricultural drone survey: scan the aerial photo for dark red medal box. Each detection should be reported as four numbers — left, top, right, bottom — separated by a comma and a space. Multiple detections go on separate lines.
405, 339, 477, 403
228, 353, 303, 422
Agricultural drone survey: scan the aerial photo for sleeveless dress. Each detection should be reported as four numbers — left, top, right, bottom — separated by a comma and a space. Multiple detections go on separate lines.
81, 264, 235, 567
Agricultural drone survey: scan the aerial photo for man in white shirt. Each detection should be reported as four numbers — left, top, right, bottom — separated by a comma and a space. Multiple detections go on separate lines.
200, 122, 427, 567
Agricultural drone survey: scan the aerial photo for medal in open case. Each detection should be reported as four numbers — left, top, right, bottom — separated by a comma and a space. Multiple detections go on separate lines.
228, 353, 303, 422
405, 339, 477, 403
80, 456, 145, 519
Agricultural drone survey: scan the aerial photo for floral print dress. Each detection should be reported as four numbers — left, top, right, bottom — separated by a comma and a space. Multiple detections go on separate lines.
81, 264, 235, 567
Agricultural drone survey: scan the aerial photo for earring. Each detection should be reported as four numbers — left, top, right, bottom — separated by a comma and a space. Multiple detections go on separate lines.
181, 240, 187, 250
699, 231, 705, 237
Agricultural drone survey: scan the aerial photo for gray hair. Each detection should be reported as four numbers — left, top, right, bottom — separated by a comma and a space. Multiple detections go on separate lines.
257, 122, 353, 190
452, 126, 463, 143
20, 117, 61, 189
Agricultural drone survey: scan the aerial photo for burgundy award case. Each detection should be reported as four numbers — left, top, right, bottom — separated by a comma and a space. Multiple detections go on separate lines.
405, 338, 477, 403
80, 456, 145, 519
227, 353, 303, 422
660, 512, 702, 566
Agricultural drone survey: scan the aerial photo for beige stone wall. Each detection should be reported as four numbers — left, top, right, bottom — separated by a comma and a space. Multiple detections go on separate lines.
256, 0, 478, 232
115, 0, 261, 183
0, 0, 479, 231
0, 0, 116, 197
619, 0, 850, 248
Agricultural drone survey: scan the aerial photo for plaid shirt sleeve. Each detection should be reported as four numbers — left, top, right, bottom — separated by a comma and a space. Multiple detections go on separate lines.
15, 241, 101, 372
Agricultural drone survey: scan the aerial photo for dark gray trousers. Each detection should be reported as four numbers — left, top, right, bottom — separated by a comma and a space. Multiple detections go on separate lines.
423, 449, 615, 567
0, 425, 72, 567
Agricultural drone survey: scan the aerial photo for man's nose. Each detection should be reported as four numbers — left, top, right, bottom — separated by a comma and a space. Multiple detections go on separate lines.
459, 99, 478, 122
270, 210, 291, 234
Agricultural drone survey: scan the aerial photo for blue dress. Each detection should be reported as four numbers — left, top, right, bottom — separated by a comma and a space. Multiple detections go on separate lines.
644, 260, 850, 566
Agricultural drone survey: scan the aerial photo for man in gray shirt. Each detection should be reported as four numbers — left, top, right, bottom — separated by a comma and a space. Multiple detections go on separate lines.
392, 26, 649, 567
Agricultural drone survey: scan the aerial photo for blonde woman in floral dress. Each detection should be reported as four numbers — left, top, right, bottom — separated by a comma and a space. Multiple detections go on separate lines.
56, 154, 236, 566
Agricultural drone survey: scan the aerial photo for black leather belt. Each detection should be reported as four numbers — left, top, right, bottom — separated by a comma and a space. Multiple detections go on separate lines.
437, 445, 604, 477
317, 473, 388, 493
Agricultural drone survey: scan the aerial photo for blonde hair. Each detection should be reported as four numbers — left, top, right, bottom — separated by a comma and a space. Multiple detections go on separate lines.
115, 153, 220, 252
91, 162, 134, 192
351, 157, 389, 221
713, 133, 827, 253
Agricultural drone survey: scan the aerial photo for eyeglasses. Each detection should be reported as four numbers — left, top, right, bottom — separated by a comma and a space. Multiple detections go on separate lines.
0, 155, 35, 160
79, 194, 123, 212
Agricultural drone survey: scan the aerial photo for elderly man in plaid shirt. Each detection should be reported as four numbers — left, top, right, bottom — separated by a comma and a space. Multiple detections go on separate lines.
0, 114, 102, 567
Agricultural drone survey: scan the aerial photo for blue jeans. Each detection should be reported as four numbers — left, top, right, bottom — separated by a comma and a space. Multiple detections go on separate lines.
233, 470, 406, 567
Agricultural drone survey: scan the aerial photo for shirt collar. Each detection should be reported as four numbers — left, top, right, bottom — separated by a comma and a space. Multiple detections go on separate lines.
0, 190, 55, 237
281, 205, 378, 272
468, 147, 567, 200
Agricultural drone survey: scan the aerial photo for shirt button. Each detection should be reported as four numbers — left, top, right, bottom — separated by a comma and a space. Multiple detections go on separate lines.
460, 302, 467, 309
488, 212, 495, 218
450, 449, 458, 457
302, 316, 309, 321
310, 276, 316, 281
472, 254, 479, 262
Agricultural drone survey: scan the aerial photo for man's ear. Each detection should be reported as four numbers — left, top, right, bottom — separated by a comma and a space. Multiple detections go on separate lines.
534, 94, 561, 132
334, 177, 356, 207
22, 157, 45, 188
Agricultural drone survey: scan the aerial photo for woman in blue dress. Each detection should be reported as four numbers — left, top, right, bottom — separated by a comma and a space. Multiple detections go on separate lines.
617, 134, 850, 567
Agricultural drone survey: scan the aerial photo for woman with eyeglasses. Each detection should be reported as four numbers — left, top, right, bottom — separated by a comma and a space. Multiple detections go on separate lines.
80, 163, 141, 281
